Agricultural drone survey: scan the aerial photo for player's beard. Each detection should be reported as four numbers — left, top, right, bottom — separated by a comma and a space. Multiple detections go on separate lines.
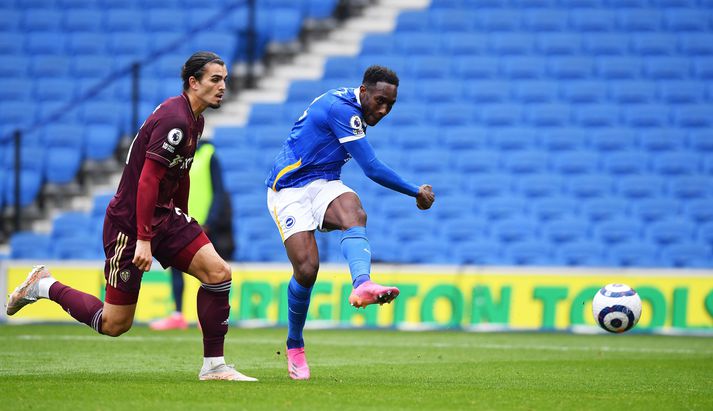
209, 102, 221, 109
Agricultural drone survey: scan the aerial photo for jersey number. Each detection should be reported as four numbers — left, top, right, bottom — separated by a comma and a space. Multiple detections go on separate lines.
175, 207, 192, 223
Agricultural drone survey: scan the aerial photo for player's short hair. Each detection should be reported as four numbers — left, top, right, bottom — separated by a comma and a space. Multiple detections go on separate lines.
182, 51, 225, 90
362, 65, 399, 88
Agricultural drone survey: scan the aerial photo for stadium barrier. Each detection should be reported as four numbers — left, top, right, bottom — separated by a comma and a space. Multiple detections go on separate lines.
1, 261, 712, 335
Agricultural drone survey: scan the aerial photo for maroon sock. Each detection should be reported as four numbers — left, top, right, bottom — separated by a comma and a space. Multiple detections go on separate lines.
197, 280, 231, 357
49, 282, 104, 334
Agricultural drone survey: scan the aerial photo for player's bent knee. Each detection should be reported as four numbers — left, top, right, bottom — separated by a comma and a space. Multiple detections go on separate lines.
102, 318, 133, 337
205, 261, 232, 285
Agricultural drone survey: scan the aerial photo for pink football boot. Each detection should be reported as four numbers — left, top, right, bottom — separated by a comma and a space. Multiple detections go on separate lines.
348, 280, 400, 308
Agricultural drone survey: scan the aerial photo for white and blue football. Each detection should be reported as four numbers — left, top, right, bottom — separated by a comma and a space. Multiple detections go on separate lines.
592, 283, 642, 333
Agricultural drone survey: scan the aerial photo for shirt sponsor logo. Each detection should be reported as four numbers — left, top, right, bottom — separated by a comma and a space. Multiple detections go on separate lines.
167, 128, 184, 146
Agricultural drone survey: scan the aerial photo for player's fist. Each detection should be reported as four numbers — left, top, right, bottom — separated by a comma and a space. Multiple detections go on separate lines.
416, 184, 435, 210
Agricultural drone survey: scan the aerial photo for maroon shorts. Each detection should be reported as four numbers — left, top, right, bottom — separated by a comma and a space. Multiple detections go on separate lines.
102, 209, 211, 305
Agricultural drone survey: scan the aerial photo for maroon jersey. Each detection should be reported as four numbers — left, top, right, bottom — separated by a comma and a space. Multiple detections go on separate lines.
106, 93, 204, 237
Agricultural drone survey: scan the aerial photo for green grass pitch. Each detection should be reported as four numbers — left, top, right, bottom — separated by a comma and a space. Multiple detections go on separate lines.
0, 324, 711, 410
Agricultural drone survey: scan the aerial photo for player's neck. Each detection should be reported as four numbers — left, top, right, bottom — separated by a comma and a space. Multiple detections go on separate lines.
184, 92, 206, 119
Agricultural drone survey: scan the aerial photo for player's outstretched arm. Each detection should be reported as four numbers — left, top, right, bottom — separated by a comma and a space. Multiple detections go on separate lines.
416, 184, 435, 210
343, 138, 420, 197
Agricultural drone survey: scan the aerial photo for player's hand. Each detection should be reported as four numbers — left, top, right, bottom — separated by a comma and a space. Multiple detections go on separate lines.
132, 239, 153, 272
416, 184, 435, 210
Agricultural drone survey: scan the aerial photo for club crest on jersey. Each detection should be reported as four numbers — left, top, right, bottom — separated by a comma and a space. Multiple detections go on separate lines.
167, 128, 184, 146
284, 216, 296, 230
350, 115, 365, 136
119, 270, 130, 283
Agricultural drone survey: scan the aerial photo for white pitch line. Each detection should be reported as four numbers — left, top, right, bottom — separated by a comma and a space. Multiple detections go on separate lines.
1, 334, 710, 355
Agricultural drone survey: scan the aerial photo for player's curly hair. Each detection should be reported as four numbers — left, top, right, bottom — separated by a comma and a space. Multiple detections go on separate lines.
182, 51, 225, 90
362, 65, 399, 88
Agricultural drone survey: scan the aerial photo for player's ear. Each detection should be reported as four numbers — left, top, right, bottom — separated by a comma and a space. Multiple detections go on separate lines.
188, 76, 199, 90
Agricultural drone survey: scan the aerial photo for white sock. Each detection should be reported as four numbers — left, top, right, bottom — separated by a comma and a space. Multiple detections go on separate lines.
203, 356, 225, 370
37, 277, 57, 299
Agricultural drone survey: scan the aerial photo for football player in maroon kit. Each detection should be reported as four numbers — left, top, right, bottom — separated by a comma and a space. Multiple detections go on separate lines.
6, 51, 256, 382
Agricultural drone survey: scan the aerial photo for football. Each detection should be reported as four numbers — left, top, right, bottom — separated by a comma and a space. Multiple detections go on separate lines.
592, 283, 642, 333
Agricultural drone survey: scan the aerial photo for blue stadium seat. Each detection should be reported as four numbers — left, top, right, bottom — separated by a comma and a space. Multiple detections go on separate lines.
493, 217, 538, 243
685, 199, 713, 223
481, 196, 528, 221
403, 149, 447, 173
617, 9, 662, 31
574, 104, 620, 127
661, 242, 712, 268
108, 32, 150, 57
652, 151, 700, 175
454, 149, 500, 174
608, 241, 660, 267
395, 10, 429, 32
625, 105, 670, 128
67, 32, 107, 56
597, 57, 642, 79
504, 240, 554, 266
105, 10, 143, 32
146, 9, 186, 31
551, 151, 599, 174
269, 8, 302, 43
468, 174, 512, 198
526, 104, 571, 126
442, 33, 487, 56
631, 33, 677, 56
565, 174, 614, 199
475, 9, 522, 31
639, 129, 686, 152
45, 148, 81, 185
53, 236, 103, 260
632, 198, 680, 222
51, 212, 93, 240
609, 81, 657, 103
582, 34, 629, 56
26, 31, 66, 55
647, 218, 697, 246
22, 9, 62, 32
560, 81, 607, 103
501, 56, 546, 79
491, 128, 535, 151
489, 33, 533, 55
431, 9, 475, 32
31, 55, 70, 77
443, 217, 490, 243
453, 57, 499, 79
660, 81, 705, 103
409, 56, 451, 79
91, 193, 114, 219
693, 57, 713, 79
4, 169, 43, 207
617, 175, 666, 199
72, 56, 114, 80
673, 104, 713, 127
514, 174, 563, 200
588, 128, 637, 152
644, 57, 690, 79
44, 124, 84, 150
512, 81, 559, 103
463, 81, 510, 103
431, 103, 476, 126
556, 240, 607, 267
85, 125, 119, 160
548, 57, 595, 79
33, 78, 74, 103
360, 34, 394, 57
539, 128, 585, 151
10, 232, 53, 259
523, 9, 569, 31
679, 34, 713, 55
542, 217, 589, 244
602, 151, 649, 175
501, 150, 548, 174
0, 10, 21, 32
422, 80, 460, 103
664, 9, 708, 32
536, 33, 581, 55
580, 195, 628, 222
453, 239, 501, 265
668, 176, 711, 199
570, 9, 616, 31
699, 222, 713, 245
395, 33, 440, 56
480, 104, 523, 126
594, 218, 643, 244
63, 10, 103, 32
401, 240, 451, 264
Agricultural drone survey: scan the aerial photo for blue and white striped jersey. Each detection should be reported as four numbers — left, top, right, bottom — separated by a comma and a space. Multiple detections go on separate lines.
266, 87, 367, 191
